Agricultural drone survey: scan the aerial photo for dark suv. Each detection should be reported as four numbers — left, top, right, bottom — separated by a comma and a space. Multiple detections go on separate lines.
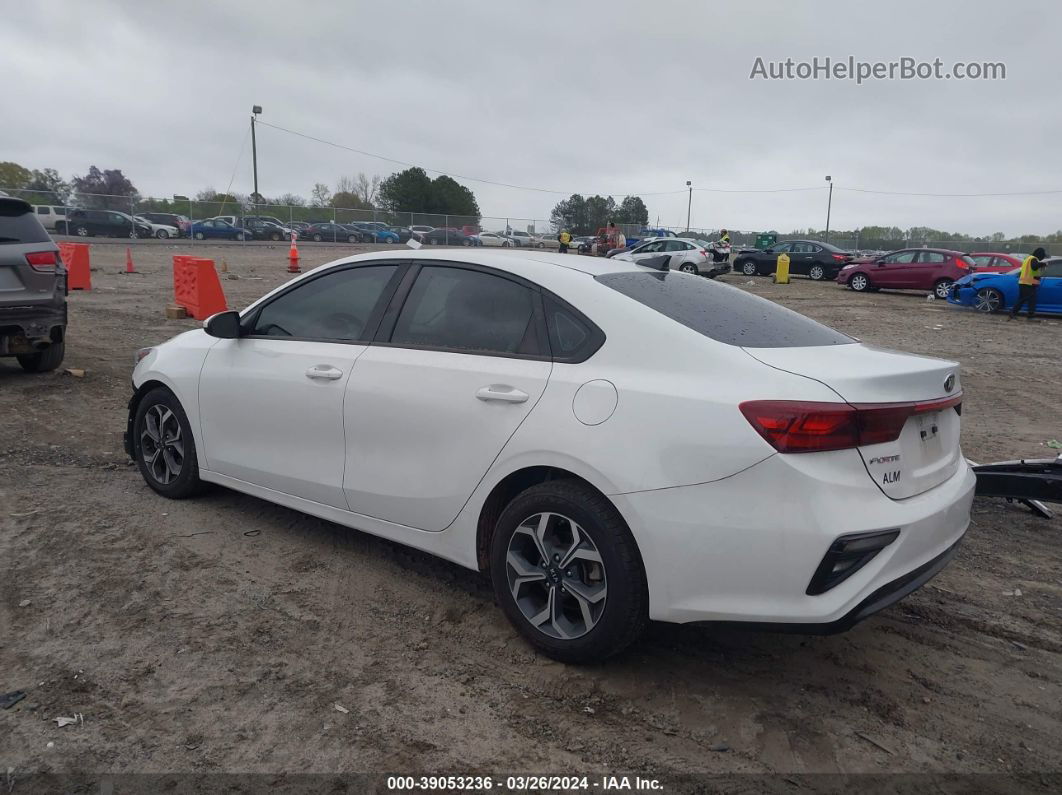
0, 198, 67, 372
57, 209, 152, 238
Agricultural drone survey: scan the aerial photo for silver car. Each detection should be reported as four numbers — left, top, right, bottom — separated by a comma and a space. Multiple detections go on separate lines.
614, 237, 725, 277
0, 197, 67, 372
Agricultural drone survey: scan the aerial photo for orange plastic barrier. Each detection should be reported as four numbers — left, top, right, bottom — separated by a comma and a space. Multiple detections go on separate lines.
172, 255, 228, 320
58, 242, 91, 290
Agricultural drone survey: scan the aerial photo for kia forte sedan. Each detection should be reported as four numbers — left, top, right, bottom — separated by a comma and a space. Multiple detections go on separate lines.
125, 250, 975, 662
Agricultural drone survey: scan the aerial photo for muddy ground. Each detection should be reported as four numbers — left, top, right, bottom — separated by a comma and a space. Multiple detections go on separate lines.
1, 241, 1059, 791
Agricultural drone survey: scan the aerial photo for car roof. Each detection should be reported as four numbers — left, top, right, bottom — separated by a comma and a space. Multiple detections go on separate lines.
969, 251, 1022, 257
331, 247, 642, 278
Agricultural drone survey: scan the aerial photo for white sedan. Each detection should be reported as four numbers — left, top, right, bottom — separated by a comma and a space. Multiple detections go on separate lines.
477, 232, 512, 247
134, 215, 180, 239
125, 250, 974, 662
613, 237, 714, 273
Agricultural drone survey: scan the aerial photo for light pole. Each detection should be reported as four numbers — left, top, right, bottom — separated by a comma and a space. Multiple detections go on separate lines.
686, 180, 692, 231
824, 175, 833, 244
251, 105, 262, 210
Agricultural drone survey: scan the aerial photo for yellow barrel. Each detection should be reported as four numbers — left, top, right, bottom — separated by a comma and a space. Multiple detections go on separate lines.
774, 253, 791, 284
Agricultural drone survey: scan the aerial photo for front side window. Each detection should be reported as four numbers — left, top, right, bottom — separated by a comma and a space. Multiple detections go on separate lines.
252, 265, 398, 341
885, 251, 917, 264
390, 266, 536, 355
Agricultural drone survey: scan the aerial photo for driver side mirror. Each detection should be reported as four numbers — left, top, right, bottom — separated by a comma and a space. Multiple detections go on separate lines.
204, 310, 242, 339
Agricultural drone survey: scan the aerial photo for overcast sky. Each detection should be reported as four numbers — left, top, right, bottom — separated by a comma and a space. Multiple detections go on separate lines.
4, 0, 1059, 235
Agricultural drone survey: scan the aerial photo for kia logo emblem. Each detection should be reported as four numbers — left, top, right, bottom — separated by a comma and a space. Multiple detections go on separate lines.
944, 374, 956, 393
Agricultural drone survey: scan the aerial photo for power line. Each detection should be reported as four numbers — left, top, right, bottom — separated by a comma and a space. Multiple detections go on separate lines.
254, 119, 1062, 200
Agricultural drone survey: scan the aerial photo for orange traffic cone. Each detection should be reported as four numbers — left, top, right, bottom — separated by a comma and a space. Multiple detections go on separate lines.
287, 235, 301, 273
124, 246, 138, 274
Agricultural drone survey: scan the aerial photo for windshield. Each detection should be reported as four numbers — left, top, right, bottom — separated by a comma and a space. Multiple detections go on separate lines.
596, 271, 855, 348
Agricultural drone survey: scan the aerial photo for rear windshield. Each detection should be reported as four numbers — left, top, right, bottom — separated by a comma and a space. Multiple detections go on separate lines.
596, 271, 854, 348
0, 201, 52, 244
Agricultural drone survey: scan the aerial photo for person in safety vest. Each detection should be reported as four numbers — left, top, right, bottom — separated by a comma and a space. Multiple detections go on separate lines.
719, 228, 731, 245
1009, 247, 1048, 320
558, 229, 572, 254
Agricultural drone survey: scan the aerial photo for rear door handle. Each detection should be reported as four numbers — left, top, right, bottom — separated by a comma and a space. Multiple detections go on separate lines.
476, 384, 529, 403
305, 365, 344, 381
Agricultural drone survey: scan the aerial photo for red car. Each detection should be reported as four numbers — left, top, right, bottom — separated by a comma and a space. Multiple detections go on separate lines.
968, 252, 1028, 273
836, 248, 976, 299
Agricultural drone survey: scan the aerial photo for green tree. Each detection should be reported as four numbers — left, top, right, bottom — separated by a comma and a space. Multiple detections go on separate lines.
550, 194, 590, 234
584, 195, 617, 234
23, 168, 70, 204
331, 191, 373, 210
71, 166, 139, 210
429, 175, 479, 217
0, 161, 32, 191
378, 167, 434, 213
615, 195, 648, 226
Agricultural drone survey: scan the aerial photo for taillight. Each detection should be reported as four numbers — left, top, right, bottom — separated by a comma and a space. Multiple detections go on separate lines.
700, 249, 709, 257
956, 257, 970, 270
739, 395, 962, 453
832, 253, 846, 262
26, 251, 58, 271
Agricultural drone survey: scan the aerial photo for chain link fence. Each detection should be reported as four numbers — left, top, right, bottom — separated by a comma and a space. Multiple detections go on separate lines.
1, 187, 1051, 255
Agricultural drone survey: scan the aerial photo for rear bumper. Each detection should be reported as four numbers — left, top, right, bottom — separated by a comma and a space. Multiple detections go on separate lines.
0, 301, 67, 351
612, 449, 975, 626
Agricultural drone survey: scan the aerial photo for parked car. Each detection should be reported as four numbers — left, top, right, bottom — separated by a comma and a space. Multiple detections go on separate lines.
126, 249, 974, 662
0, 197, 66, 372
242, 215, 297, 237
421, 227, 472, 246
57, 209, 152, 238
188, 219, 247, 241
837, 248, 975, 299
349, 222, 400, 243
534, 234, 561, 250
300, 223, 361, 243
409, 225, 434, 242
241, 219, 289, 241
32, 205, 70, 232
505, 230, 536, 247
289, 221, 312, 233
947, 257, 1062, 315
138, 212, 190, 233
478, 232, 512, 247
384, 226, 414, 244
967, 252, 1028, 273
573, 236, 595, 253
133, 215, 180, 239
734, 240, 852, 280
614, 238, 728, 277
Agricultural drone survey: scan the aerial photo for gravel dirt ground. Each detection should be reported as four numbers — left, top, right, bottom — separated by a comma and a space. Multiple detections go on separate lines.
1, 241, 1059, 791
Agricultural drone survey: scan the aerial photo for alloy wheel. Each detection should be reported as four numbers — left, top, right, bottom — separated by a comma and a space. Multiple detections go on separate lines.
680, 263, 697, 273
851, 274, 868, 291
140, 404, 184, 485
742, 262, 756, 276
809, 265, 824, 280
505, 512, 607, 640
76, 226, 89, 237
935, 280, 953, 299
975, 288, 1001, 313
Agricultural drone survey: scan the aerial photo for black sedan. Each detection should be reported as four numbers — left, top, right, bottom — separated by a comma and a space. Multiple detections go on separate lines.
241, 220, 289, 241
300, 223, 362, 243
733, 240, 852, 280
421, 227, 472, 246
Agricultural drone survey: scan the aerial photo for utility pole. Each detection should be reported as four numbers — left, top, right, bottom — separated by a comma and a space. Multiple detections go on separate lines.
824, 175, 833, 244
251, 105, 262, 211
686, 180, 692, 231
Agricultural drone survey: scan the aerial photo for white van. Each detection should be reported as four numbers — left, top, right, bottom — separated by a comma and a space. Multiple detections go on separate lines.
33, 206, 70, 232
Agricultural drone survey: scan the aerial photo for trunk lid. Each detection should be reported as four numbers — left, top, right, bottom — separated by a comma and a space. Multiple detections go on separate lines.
745, 343, 963, 499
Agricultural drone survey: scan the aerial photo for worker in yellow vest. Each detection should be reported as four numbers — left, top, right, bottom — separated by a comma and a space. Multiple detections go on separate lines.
558, 229, 572, 254
1009, 247, 1048, 320
719, 228, 731, 245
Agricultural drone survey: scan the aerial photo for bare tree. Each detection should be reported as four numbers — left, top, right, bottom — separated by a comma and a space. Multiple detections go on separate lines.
310, 182, 332, 207
355, 173, 381, 205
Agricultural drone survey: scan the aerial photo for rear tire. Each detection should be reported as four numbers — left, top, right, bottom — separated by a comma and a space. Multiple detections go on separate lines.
155, 229, 169, 239
809, 264, 825, 280
75, 226, 90, 237
17, 341, 65, 373
347, 235, 358, 243
933, 279, 954, 300
679, 262, 697, 274
133, 387, 203, 499
490, 479, 649, 664
194, 232, 205, 240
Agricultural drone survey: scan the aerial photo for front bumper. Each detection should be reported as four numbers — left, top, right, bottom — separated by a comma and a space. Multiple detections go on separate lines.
612, 449, 975, 626
947, 285, 977, 307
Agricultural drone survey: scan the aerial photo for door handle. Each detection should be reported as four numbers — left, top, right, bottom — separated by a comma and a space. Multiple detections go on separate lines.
476, 384, 529, 403
305, 365, 344, 381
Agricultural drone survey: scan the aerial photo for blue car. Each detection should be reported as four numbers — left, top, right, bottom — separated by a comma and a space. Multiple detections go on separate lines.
188, 219, 246, 241
350, 222, 400, 243
947, 258, 1062, 315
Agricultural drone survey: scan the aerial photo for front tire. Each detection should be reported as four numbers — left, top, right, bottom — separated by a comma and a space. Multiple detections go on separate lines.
17, 341, 65, 373
849, 273, 871, 292
155, 229, 169, 239
934, 278, 954, 300
75, 226, 90, 237
490, 480, 649, 664
975, 287, 1003, 313
740, 261, 757, 276
194, 232, 205, 240
347, 235, 358, 243
313, 233, 323, 242
133, 387, 203, 499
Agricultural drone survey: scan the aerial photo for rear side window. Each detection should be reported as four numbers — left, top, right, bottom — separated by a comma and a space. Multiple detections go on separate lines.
0, 201, 51, 244
920, 252, 946, 263
544, 295, 604, 363
596, 271, 854, 348
391, 266, 537, 355
252, 264, 398, 341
